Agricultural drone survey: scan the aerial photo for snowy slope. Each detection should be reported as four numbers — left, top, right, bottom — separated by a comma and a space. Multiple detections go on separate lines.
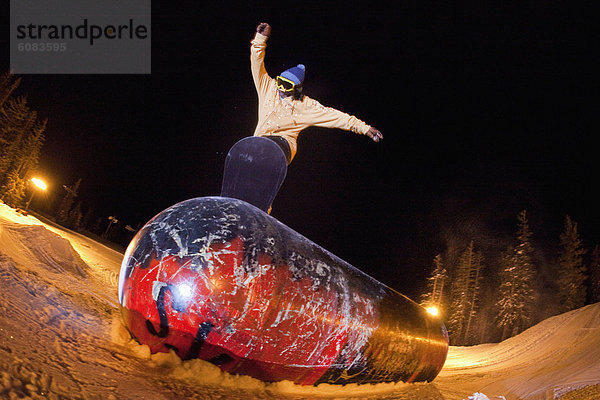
0, 203, 598, 400
436, 305, 600, 399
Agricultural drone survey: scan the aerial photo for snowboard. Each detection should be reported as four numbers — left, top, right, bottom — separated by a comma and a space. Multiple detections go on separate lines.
220, 136, 287, 212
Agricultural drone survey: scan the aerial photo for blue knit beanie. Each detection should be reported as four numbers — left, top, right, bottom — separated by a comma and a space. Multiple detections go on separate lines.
280, 64, 305, 85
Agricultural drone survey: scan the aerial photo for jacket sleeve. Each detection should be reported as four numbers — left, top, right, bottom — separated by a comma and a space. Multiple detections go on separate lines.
304, 98, 372, 135
250, 33, 272, 97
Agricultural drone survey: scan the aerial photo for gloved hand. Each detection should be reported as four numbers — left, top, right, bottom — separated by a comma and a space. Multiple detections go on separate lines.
366, 127, 383, 142
256, 22, 271, 37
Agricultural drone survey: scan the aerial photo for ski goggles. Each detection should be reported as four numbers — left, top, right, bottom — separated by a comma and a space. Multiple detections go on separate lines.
276, 76, 296, 92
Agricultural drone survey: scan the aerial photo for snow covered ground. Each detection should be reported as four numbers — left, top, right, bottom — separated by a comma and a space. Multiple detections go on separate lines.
0, 203, 598, 400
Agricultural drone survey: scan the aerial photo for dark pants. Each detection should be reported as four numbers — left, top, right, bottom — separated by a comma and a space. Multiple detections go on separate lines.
264, 135, 292, 165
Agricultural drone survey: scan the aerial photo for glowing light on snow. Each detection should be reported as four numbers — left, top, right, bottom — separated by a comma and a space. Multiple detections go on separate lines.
31, 177, 47, 190
426, 306, 439, 316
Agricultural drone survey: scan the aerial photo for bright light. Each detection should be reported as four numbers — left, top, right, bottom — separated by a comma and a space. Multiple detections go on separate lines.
31, 177, 47, 190
178, 283, 192, 298
426, 306, 439, 316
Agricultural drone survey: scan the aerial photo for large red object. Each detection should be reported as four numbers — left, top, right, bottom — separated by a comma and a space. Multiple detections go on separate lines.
118, 197, 448, 385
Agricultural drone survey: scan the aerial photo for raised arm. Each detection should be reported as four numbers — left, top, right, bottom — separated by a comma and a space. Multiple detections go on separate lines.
250, 23, 272, 95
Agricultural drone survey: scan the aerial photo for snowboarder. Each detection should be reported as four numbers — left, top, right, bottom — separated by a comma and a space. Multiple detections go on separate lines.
250, 22, 383, 165
221, 22, 383, 213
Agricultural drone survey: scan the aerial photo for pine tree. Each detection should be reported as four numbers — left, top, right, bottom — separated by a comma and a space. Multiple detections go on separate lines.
464, 249, 484, 344
448, 241, 484, 344
81, 206, 96, 231
0, 169, 26, 207
496, 210, 537, 340
1, 97, 30, 152
0, 71, 21, 110
422, 254, 448, 312
0, 97, 46, 175
66, 201, 83, 230
556, 215, 587, 312
588, 245, 600, 304
0, 97, 46, 206
17, 118, 46, 177
56, 179, 82, 225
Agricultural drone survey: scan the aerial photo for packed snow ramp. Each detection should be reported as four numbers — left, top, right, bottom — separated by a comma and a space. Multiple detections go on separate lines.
437, 302, 600, 399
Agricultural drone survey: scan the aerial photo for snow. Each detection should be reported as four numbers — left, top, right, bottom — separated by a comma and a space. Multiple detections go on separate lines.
0, 202, 599, 399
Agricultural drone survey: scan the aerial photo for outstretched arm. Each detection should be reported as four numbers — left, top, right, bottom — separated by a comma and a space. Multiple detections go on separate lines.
305, 98, 383, 142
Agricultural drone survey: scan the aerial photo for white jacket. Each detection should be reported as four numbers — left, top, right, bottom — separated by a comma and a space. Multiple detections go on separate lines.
250, 32, 372, 162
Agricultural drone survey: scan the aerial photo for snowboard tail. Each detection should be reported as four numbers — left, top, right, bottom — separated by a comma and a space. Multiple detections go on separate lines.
221, 136, 287, 212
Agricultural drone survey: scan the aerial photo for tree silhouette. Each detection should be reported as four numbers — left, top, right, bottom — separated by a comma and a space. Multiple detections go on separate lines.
497, 210, 537, 340
556, 215, 587, 312
0, 96, 46, 207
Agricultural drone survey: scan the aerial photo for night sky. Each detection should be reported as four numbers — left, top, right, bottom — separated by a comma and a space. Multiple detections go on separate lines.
1, 3, 597, 297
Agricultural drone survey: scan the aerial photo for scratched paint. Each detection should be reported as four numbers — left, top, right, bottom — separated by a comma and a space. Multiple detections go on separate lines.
118, 197, 448, 385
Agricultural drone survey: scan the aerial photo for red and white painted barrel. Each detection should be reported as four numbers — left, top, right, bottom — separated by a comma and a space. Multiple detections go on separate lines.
118, 197, 448, 385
